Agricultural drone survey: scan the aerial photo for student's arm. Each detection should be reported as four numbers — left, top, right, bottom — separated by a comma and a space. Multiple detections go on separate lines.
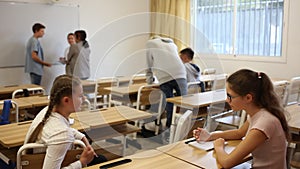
214, 129, 267, 168
31, 51, 51, 67
145, 49, 154, 84
210, 121, 249, 140
194, 121, 249, 141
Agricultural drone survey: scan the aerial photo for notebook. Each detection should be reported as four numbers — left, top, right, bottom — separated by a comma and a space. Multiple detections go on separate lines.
188, 140, 228, 151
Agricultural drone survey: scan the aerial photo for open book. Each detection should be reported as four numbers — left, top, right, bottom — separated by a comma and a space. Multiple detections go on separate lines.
188, 141, 228, 151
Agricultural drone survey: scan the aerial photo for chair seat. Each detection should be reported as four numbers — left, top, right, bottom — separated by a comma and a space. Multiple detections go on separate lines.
291, 152, 300, 168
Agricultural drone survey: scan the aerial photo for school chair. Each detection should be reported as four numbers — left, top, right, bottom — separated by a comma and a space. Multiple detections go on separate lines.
202, 68, 216, 75
129, 73, 147, 85
93, 77, 119, 109
173, 110, 193, 142
16, 140, 85, 169
284, 76, 300, 106
187, 81, 202, 94
273, 80, 289, 107
12, 87, 45, 99
136, 84, 164, 136
0, 100, 19, 124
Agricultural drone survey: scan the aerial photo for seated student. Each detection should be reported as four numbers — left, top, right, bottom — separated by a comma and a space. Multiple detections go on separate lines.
24, 75, 106, 169
179, 48, 205, 92
193, 69, 290, 169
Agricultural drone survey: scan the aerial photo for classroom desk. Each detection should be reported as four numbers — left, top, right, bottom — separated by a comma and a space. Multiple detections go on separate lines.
84, 149, 200, 169
167, 89, 227, 143
105, 83, 148, 106
70, 106, 152, 129
0, 115, 89, 149
286, 104, 300, 133
157, 140, 252, 169
70, 106, 152, 156
0, 84, 41, 100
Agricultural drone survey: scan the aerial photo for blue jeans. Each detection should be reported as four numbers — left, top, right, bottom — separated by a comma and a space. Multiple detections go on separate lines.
160, 78, 187, 127
30, 73, 42, 85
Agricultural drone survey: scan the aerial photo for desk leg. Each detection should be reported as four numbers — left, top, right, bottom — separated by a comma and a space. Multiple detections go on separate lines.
121, 135, 126, 157
108, 94, 112, 107
169, 104, 177, 144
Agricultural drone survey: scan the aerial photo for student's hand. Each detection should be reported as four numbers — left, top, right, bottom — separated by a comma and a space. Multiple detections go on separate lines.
80, 145, 95, 166
213, 138, 225, 148
193, 127, 211, 142
59, 57, 66, 64
44, 62, 52, 67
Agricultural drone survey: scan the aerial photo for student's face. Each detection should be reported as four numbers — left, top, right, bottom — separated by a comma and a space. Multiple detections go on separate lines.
67, 35, 75, 45
180, 54, 189, 63
36, 28, 45, 38
226, 84, 244, 111
71, 85, 85, 112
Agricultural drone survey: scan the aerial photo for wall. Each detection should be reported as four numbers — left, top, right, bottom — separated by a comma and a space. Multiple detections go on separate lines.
0, 0, 150, 93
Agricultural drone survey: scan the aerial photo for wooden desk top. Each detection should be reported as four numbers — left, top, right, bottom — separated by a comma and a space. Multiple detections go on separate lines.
167, 89, 226, 108
70, 106, 152, 129
85, 149, 200, 169
0, 84, 41, 95
157, 140, 251, 169
0, 115, 89, 148
286, 104, 300, 132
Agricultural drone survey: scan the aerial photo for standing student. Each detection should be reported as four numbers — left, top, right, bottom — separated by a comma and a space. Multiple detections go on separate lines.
59, 33, 76, 75
146, 35, 187, 129
24, 75, 106, 169
25, 23, 52, 85
193, 69, 289, 169
179, 47, 205, 92
67, 30, 90, 80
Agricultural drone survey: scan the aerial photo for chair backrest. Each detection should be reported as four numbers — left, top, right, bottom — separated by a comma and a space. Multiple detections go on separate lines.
173, 110, 193, 142
12, 87, 45, 99
211, 74, 227, 91
17, 140, 85, 169
93, 77, 119, 109
202, 68, 216, 75
136, 84, 164, 110
129, 73, 147, 85
273, 80, 289, 106
187, 81, 202, 94
285, 77, 300, 106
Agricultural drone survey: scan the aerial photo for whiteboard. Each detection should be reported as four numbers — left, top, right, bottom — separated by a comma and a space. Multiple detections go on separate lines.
0, 2, 79, 68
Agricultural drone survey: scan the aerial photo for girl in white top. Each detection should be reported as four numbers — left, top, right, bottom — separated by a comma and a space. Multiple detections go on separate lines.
193, 69, 290, 169
25, 75, 97, 169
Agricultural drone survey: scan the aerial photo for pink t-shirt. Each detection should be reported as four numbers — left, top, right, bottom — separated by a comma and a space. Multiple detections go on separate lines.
247, 109, 287, 169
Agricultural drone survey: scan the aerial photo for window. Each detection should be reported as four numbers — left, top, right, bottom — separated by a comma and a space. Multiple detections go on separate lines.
191, 0, 288, 61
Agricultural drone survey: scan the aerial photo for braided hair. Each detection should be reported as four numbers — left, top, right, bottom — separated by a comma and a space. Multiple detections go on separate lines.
227, 69, 290, 141
28, 75, 81, 143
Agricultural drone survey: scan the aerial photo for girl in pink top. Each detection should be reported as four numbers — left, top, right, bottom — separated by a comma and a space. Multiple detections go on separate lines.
193, 69, 290, 169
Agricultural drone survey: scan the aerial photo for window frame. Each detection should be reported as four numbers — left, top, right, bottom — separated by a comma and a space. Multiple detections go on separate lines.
191, 0, 289, 63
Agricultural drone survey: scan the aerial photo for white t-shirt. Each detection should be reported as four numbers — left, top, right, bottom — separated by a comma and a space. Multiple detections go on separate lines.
247, 109, 287, 169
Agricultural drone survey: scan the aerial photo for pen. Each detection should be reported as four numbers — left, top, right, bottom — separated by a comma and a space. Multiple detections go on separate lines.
185, 138, 196, 144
